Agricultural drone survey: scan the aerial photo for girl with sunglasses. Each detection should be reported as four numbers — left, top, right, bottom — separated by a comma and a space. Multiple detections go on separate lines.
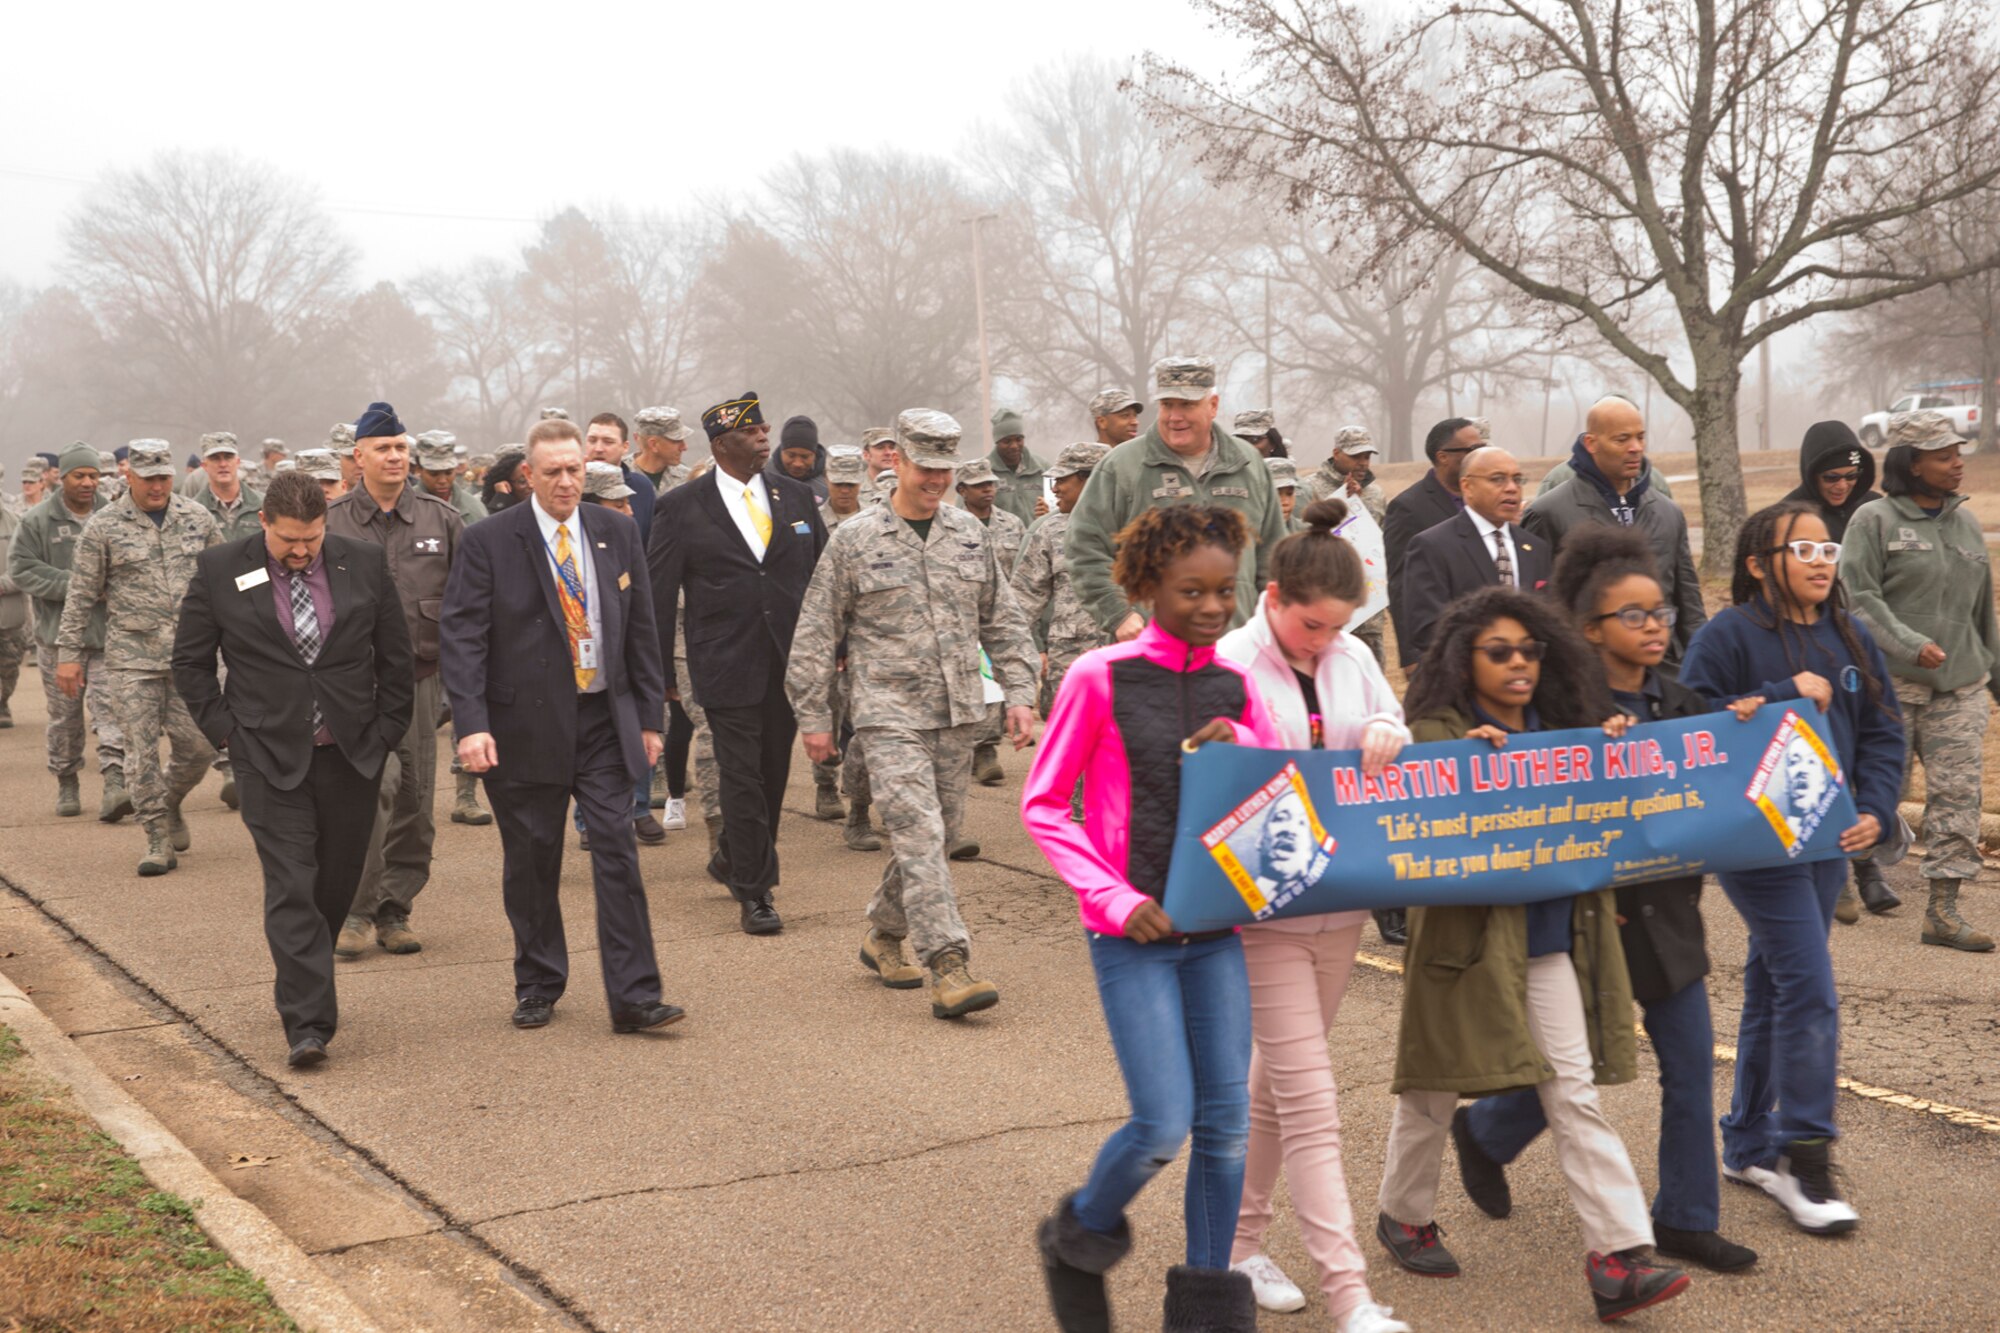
1679, 501, 1904, 1237
1376, 586, 1690, 1323
1449, 527, 1759, 1276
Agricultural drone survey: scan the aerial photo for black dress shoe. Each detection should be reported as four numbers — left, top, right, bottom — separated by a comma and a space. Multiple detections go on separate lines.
1854, 859, 1901, 914
740, 898, 783, 935
1375, 908, 1408, 946
633, 813, 667, 845
512, 997, 555, 1029
287, 1036, 328, 1068
611, 1002, 687, 1033
1653, 1225, 1757, 1273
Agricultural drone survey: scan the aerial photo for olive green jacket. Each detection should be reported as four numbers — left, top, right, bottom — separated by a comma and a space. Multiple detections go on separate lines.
1843, 492, 2000, 700
6, 492, 109, 648
192, 484, 265, 543
1391, 709, 1639, 1096
1064, 423, 1288, 636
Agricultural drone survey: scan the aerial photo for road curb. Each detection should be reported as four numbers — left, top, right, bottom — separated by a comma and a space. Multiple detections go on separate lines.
0, 968, 383, 1333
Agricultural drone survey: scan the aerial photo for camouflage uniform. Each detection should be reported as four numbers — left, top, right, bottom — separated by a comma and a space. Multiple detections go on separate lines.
56, 479, 220, 832
0, 506, 30, 723
959, 461, 1029, 759
1296, 426, 1388, 665
1011, 509, 1109, 712
7, 484, 124, 776
786, 412, 1037, 967
814, 452, 875, 805
633, 407, 696, 495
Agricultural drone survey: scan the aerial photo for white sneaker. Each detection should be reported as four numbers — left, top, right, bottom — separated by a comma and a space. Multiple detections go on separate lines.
1340, 1301, 1412, 1333
661, 797, 687, 831
1770, 1146, 1859, 1235
1722, 1162, 1778, 1195
1231, 1254, 1305, 1314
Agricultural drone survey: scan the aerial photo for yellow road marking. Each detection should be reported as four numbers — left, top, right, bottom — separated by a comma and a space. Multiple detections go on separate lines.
1350, 950, 2000, 1136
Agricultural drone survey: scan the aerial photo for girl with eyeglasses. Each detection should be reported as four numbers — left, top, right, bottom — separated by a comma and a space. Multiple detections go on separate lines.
1448, 527, 1761, 1277
1376, 586, 1691, 1323
1679, 500, 1905, 1239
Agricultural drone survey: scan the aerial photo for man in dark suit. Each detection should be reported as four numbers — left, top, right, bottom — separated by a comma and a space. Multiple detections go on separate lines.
1384, 417, 1479, 652
1398, 446, 1553, 667
648, 391, 827, 936
171, 471, 415, 1069
440, 418, 682, 1035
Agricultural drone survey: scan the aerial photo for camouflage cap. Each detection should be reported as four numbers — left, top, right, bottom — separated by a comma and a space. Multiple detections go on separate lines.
584, 460, 635, 500
824, 448, 867, 484
539, 406, 570, 422
19, 458, 45, 480
1088, 387, 1143, 418
470, 452, 497, 470
1334, 425, 1378, 457
874, 468, 899, 493
414, 431, 458, 472
956, 458, 998, 487
1233, 409, 1275, 438
860, 427, 896, 451
894, 409, 967, 468
493, 444, 528, 473
991, 407, 1025, 442
1887, 409, 1965, 451
1472, 417, 1493, 443
261, 437, 287, 455
126, 440, 177, 478
1151, 357, 1217, 402
201, 431, 240, 458
634, 406, 692, 442
98, 450, 120, 471
1045, 441, 1111, 479
294, 449, 341, 481
272, 458, 297, 474
327, 422, 357, 456
1265, 456, 1300, 488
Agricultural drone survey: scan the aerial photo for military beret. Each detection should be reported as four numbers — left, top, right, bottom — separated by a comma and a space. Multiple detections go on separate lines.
584, 460, 635, 501
1886, 409, 1964, 451
635, 406, 692, 442
353, 402, 405, 440
956, 458, 998, 486
36, 451, 60, 469
58, 443, 101, 476
1265, 456, 1300, 488
1151, 357, 1217, 402
1045, 441, 1110, 479
1233, 409, 1276, 438
702, 391, 765, 440
1088, 388, 1143, 418
127, 440, 177, 478
895, 409, 968, 469
825, 449, 867, 484
1335, 426, 1378, 457
992, 407, 1025, 442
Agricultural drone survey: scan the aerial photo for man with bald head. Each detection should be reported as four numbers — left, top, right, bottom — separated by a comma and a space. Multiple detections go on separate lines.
1526, 397, 1705, 656
1398, 446, 1554, 667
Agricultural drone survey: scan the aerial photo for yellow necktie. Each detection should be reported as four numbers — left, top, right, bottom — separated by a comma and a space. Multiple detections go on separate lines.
554, 523, 596, 692
744, 488, 772, 546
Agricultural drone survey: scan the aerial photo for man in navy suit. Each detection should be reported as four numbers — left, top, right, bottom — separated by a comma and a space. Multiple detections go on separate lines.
649, 391, 828, 936
440, 417, 682, 1034
1397, 446, 1554, 667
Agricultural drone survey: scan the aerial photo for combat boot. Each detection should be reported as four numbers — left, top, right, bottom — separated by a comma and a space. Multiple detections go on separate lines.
649, 762, 668, 809
1921, 879, 1995, 952
99, 766, 133, 823
219, 771, 239, 810
376, 916, 422, 955
859, 928, 924, 989
928, 948, 999, 1019
813, 770, 845, 821
949, 836, 981, 861
1833, 877, 1860, 926
334, 915, 374, 959
973, 742, 1004, 787
165, 799, 191, 853
56, 774, 82, 818
1854, 858, 1900, 914
844, 802, 883, 851
137, 823, 177, 877
450, 772, 492, 825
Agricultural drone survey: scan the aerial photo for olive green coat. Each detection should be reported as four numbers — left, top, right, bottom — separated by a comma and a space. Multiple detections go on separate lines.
1390, 709, 1639, 1096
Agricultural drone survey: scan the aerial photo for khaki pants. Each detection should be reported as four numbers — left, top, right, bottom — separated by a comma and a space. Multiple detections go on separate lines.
352, 672, 441, 922
1378, 953, 1652, 1255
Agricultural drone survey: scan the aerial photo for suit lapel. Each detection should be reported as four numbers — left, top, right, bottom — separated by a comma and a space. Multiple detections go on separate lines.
239, 538, 305, 662
322, 543, 357, 652
760, 477, 789, 567
693, 471, 744, 560
517, 504, 567, 628
579, 505, 621, 661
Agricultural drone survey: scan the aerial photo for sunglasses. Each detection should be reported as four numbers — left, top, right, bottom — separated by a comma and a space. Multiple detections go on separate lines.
1819, 470, 1862, 486
1594, 605, 1679, 630
1475, 640, 1547, 664
1767, 540, 1841, 565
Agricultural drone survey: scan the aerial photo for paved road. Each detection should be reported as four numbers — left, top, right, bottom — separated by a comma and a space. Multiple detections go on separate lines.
4, 679, 1998, 1331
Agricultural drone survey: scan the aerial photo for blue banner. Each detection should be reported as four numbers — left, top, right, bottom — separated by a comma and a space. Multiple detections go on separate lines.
1160, 702, 1857, 932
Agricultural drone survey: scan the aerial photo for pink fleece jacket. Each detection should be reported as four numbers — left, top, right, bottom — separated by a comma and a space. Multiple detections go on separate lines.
1021, 621, 1280, 936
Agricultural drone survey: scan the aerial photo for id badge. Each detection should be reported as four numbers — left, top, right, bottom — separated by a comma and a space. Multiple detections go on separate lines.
577, 638, 600, 670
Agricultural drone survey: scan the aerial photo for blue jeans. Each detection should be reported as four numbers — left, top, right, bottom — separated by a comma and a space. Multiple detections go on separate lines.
1074, 930, 1252, 1269
1717, 858, 1845, 1170
572, 779, 649, 832
1465, 976, 1719, 1230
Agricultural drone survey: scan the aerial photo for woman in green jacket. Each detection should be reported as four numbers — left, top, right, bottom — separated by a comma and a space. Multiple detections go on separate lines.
1373, 586, 1690, 1324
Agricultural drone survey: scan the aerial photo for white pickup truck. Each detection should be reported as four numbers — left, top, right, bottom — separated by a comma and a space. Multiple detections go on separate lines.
1858, 389, 1982, 452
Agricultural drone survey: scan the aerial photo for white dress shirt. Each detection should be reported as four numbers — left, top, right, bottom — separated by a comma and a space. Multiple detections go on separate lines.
712, 468, 772, 561
531, 495, 605, 693
1466, 507, 1518, 587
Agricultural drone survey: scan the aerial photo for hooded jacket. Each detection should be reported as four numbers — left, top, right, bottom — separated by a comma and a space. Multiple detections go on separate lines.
768, 416, 829, 503
1781, 420, 1880, 542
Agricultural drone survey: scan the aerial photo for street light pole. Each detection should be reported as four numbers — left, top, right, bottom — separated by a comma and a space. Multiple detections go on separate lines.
968, 214, 999, 453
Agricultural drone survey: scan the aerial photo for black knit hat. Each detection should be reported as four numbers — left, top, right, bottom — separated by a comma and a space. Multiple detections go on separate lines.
780, 415, 819, 451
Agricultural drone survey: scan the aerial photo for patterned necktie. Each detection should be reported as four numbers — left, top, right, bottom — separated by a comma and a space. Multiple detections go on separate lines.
289, 571, 325, 733
744, 487, 772, 547
1491, 529, 1515, 588
554, 522, 596, 692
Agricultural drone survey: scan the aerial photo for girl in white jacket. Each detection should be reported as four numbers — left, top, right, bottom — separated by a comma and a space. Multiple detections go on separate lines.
1215, 497, 1414, 1333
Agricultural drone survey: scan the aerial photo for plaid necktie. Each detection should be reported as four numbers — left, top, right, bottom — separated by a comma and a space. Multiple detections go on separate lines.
289, 570, 325, 733
554, 523, 596, 692
1490, 529, 1515, 588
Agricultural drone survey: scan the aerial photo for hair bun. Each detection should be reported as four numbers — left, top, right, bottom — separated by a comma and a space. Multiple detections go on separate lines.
1301, 496, 1349, 531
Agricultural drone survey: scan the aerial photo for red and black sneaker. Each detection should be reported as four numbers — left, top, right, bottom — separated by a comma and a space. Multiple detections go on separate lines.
1587, 1248, 1690, 1322
1375, 1212, 1460, 1276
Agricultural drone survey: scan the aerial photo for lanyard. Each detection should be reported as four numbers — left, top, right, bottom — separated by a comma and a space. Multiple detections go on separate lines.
540, 524, 590, 616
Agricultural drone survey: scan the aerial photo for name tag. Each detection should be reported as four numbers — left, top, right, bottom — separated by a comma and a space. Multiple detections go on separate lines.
234, 568, 271, 592
1886, 540, 1933, 552
618, 571, 631, 591
1211, 486, 1250, 498
1152, 486, 1193, 500
577, 638, 600, 670
791, 520, 810, 535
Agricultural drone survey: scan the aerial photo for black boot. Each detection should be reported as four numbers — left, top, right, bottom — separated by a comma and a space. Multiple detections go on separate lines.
1163, 1264, 1258, 1332
1374, 908, 1407, 946
1038, 1195, 1129, 1333
1854, 858, 1900, 915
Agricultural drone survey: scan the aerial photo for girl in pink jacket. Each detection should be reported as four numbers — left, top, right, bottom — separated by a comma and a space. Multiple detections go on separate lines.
1023, 505, 1279, 1333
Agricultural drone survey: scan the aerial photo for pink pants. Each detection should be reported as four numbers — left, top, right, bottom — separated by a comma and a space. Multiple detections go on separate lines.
1229, 919, 1375, 1323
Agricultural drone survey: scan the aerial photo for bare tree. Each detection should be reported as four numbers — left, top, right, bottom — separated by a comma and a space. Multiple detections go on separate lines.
340, 281, 450, 429
63, 150, 355, 438
1137, 0, 2000, 568
521, 207, 616, 412
410, 258, 562, 443
0, 283, 112, 452
592, 208, 710, 411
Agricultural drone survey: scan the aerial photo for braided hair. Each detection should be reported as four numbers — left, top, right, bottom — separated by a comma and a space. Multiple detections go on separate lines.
1548, 523, 1661, 621
1403, 585, 1613, 730
1112, 505, 1251, 602
1730, 500, 1887, 711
